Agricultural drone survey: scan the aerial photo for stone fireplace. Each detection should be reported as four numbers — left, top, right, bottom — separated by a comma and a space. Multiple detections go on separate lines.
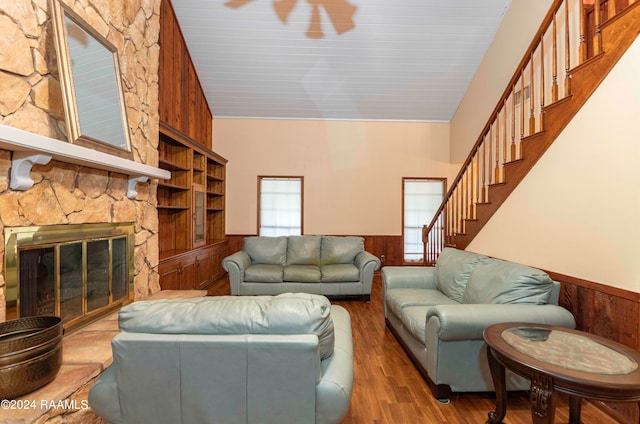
0, 0, 164, 328
4, 223, 134, 332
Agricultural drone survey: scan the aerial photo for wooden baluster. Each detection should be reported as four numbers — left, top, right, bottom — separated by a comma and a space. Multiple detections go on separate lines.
565, 0, 572, 96
579, 0, 587, 62
529, 52, 536, 134
458, 186, 463, 234
594, 0, 602, 55
608, 0, 617, 19
494, 120, 501, 183
447, 201, 452, 244
520, 70, 525, 158
462, 169, 467, 230
454, 187, 458, 235
475, 153, 480, 207
540, 33, 546, 130
552, 13, 559, 102
488, 127, 493, 184
482, 137, 487, 202
510, 86, 516, 161
502, 103, 508, 166
468, 160, 475, 218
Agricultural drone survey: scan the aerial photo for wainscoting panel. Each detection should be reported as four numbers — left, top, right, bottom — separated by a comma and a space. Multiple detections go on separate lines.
549, 271, 640, 424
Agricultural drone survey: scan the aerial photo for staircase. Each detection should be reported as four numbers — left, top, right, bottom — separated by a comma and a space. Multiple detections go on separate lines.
422, 0, 640, 264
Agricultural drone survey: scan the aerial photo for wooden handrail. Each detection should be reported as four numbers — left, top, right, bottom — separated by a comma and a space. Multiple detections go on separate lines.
424, 0, 566, 237
422, 0, 637, 264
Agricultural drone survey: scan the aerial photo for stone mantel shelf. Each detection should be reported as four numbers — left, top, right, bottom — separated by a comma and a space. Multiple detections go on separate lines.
0, 124, 170, 199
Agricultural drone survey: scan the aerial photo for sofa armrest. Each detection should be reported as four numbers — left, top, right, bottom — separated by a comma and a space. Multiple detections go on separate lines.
381, 266, 437, 292
354, 251, 381, 271
222, 251, 251, 295
354, 251, 381, 294
425, 304, 576, 341
88, 365, 123, 424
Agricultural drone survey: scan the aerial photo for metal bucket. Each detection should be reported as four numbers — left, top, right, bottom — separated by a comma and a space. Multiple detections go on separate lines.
0, 316, 63, 399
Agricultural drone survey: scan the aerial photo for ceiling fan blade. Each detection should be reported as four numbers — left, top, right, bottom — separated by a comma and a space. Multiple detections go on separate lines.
306, 3, 324, 39
320, 0, 356, 35
224, 0, 254, 9
274, 0, 298, 23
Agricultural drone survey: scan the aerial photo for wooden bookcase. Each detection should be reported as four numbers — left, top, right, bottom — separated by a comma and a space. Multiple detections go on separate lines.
157, 0, 229, 291
157, 122, 228, 290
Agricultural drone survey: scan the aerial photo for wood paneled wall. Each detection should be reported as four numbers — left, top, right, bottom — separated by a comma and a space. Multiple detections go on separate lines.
159, 0, 212, 147
551, 271, 640, 423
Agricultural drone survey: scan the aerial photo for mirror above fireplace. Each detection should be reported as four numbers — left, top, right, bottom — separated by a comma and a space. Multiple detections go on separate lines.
50, 0, 133, 159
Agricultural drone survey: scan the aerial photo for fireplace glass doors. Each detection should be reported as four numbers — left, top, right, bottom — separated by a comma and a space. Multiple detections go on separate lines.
5, 223, 134, 331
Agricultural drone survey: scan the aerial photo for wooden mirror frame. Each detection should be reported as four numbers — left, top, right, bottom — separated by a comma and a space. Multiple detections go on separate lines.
50, 0, 132, 158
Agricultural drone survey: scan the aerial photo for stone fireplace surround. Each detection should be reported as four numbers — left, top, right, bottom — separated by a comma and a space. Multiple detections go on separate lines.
0, 0, 165, 321
0, 0, 167, 421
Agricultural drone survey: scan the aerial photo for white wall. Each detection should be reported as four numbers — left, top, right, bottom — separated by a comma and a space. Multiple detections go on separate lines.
450, 0, 554, 164
468, 36, 640, 292
212, 119, 452, 235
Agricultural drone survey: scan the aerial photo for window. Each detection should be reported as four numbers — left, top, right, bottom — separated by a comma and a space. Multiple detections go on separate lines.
403, 178, 445, 263
258, 176, 303, 236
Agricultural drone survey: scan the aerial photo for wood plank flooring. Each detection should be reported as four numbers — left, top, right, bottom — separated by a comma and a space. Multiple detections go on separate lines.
209, 274, 620, 423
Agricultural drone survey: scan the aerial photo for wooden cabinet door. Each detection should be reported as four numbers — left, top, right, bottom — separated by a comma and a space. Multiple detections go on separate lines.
210, 241, 229, 282
194, 249, 213, 289
159, 255, 196, 290
159, 259, 181, 290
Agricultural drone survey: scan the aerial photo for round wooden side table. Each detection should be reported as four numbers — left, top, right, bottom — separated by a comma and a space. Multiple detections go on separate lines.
483, 322, 640, 424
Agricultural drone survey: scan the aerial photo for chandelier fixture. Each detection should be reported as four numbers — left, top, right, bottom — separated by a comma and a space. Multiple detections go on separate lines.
225, 0, 357, 39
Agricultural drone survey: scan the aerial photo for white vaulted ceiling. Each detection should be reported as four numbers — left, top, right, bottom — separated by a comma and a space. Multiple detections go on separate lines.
171, 0, 512, 121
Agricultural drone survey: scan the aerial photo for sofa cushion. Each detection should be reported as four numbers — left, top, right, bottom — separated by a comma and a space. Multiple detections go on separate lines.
435, 247, 487, 303
321, 264, 359, 282
287, 235, 321, 265
118, 293, 335, 359
385, 288, 458, 320
284, 265, 321, 282
245, 264, 283, 283
243, 236, 288, 265
462, 258, 554, 305
401, 306, 430, 343
320, 236, 363, 265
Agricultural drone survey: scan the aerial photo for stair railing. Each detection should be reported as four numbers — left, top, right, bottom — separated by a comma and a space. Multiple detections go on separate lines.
422, 0, 634, 265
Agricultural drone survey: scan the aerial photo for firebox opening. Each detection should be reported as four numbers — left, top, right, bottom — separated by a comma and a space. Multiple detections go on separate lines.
4, 223, 134, 333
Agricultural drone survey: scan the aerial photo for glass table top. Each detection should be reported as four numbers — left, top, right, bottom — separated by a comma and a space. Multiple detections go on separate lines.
502, 327, 638, 375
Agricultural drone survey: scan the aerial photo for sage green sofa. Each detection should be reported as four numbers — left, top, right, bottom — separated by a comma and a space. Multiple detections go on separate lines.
223, 235, 381, 300
382, 247, 576, 401
89, 293, 353, 424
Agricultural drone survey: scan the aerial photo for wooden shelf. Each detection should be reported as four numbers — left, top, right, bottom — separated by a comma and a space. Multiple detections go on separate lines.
159, 159, 189, 172
158, 205, 189, 211
158, 182, 189, 190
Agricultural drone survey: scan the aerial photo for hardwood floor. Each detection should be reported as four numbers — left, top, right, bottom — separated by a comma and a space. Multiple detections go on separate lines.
208, 274, 619, 424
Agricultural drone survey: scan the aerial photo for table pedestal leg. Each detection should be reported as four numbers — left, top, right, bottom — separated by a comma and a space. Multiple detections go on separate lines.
568, 396, 582, 424
486, 347, 507, 424
530, 373, 556, 424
